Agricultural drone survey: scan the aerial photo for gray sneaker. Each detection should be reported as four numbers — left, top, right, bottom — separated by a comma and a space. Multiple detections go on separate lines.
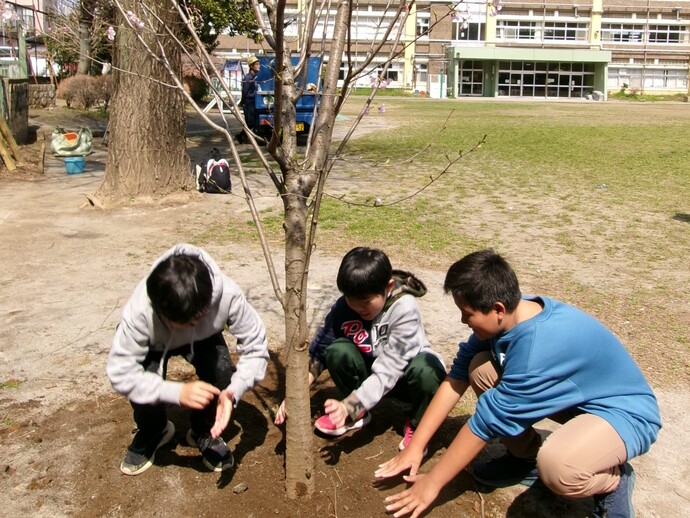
120, 420, 175, 476
592, 462, 635, 518
186, 429, 234, 472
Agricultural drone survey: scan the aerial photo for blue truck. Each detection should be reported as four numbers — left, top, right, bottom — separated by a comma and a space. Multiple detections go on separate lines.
252, 55, 321, 142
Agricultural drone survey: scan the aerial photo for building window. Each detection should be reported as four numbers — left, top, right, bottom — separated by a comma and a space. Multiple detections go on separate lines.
496, 20, 537, 40
458, 60, 483, 96
648, 24, 685, 43
384, 69, 399, 82
415, 63, 428, 86
416, 15, 430, 37
15, 6, 35, 33
601, 21, 687, 44
452, 21, 483, 42
609, 66, 688, 91
497, 61, 595, 98
543, 21, 589, 41
600, 23, 644, 43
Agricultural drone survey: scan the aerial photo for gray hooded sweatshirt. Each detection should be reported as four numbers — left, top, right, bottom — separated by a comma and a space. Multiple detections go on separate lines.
106, 244, 268, 406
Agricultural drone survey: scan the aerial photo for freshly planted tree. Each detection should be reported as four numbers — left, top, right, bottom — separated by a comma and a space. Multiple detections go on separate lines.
95, 0, 473, 498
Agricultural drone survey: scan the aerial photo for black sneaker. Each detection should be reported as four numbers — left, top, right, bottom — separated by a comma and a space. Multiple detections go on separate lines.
592, 462, 635, 518
120, 420, 175, 476
186, 429, 234, 472
471, 452, 539, 487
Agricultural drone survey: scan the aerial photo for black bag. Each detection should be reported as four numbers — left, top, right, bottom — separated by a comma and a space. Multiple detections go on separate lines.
194, 148, 231, 194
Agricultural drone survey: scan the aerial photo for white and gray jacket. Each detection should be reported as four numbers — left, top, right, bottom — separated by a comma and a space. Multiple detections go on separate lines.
309, 271, 444, 414
106, 244, 268, 406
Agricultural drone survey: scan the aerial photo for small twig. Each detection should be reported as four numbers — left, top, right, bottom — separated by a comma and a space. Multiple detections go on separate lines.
365, 448, 384, 460
16, 429, 36, 440
333, 479, 338, 518
333, 467, 343, 485
54, 301, 120, 352
472, 481, 485, 518
325, 134, 488, 208
675, 489, 690, 503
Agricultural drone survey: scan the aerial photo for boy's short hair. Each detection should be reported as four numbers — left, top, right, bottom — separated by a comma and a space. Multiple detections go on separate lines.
147, 254, 213, 324
443, 249, 521, 313
337, 246, 392, 298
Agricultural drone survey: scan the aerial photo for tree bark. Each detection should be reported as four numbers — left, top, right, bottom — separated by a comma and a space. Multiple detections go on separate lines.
96, 0, 190, 200
279, 0, 356, 499
283, 188, 314, 498
77, 0, 94, 75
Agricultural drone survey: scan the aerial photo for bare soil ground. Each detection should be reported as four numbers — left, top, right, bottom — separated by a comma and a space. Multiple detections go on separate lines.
0, 103, 688, 518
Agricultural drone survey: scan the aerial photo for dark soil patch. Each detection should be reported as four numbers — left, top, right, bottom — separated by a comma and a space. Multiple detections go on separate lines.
1, 356, 596, 518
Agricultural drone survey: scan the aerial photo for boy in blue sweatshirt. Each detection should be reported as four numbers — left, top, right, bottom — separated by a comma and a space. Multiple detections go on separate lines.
275, 246, 446, 450
376, 249, 660, 518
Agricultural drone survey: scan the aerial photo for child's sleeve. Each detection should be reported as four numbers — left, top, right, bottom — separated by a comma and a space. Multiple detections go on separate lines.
307, 303, 337, 379
353, 296, 425, 410
106, 314, 183, 406
224, 281, 269, 401
448, 334, 488, 382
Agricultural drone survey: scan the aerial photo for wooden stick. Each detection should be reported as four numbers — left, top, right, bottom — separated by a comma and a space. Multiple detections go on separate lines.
0, 138, 16, 171
38, 143, 46, 174
38, 131, 45, 174
0, 114, 22, 163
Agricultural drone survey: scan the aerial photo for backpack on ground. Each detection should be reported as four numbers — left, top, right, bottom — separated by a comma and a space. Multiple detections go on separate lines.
194, 148, 231, 194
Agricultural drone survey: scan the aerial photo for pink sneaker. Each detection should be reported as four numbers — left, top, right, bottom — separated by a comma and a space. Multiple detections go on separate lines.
398, 419, 428, 456
314, 411, 371, 437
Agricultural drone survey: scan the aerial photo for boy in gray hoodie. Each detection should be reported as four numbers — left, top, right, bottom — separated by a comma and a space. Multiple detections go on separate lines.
275, 247, 445, 451
107, 244, 269, 476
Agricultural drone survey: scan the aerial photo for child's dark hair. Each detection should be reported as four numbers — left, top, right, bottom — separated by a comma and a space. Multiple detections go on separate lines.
337, 247, 392, 298
443, 249, 521, 313
147, 254, 213, 324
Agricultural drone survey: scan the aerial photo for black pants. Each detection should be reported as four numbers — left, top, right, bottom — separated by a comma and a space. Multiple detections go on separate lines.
131, 332, 234, 439
237, 103, 257, 143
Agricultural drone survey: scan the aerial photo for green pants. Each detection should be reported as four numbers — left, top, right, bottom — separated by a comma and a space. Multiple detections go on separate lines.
325, 337, 446, 427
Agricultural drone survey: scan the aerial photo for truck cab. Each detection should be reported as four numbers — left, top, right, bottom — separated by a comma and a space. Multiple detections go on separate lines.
253, 55, 321, 142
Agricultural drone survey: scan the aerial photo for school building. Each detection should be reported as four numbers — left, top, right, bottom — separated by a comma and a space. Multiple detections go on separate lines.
216, 0, 690, 100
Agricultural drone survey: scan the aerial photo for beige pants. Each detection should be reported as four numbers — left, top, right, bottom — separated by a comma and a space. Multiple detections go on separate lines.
469, 351, 627, 497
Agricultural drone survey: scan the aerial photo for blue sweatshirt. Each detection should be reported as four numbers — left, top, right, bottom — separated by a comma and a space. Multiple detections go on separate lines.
448, 296, 661, 459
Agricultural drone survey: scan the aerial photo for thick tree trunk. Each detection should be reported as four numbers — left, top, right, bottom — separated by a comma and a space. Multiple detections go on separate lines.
96, 0, 190, 200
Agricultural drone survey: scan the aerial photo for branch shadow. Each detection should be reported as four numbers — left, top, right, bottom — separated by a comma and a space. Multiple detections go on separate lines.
673, 213, 690, 223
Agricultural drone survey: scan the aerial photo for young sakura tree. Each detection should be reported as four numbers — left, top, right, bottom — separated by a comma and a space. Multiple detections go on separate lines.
101, 0, 475, 498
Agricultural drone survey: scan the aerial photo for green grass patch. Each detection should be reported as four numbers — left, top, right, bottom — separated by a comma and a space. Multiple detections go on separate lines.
0, 378, 22, 389
609, 91, 688, 103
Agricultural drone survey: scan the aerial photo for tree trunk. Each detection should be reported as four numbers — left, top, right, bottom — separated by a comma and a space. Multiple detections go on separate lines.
77, 0, 94, 75
283, 189, 314, 498
96, 0, 190, 200
281, 47, 315, 493
279, 2, 352, 499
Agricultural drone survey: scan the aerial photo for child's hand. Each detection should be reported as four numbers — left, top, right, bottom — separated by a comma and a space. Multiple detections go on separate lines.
374, 447, 424, 480
210, 389, 235, 439
180, 380, 220, 409
323, 398, 348, 429
383, 474, 440, 518
274, 400, 287, 425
